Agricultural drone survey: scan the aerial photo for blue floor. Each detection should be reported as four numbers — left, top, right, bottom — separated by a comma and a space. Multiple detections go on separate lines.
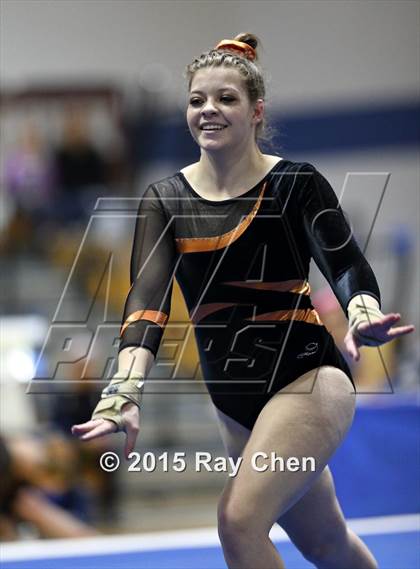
2, 531, 419, 569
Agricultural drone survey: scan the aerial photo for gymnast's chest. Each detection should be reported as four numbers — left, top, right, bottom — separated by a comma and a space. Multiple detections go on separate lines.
170, 195, 301, 255
172, 205, 309, 293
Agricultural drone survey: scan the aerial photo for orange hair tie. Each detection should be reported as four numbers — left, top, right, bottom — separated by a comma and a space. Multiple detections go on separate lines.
215, 39, 256, 61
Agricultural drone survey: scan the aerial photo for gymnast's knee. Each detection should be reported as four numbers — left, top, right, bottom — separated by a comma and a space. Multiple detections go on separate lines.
299, 524, 350, 564
217, 497, 266, 549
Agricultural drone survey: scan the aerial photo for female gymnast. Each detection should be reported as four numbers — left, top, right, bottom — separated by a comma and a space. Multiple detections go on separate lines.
72, 33, 415, 568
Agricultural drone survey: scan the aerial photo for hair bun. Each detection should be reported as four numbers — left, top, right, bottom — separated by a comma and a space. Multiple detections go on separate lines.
234, 33, 259, 56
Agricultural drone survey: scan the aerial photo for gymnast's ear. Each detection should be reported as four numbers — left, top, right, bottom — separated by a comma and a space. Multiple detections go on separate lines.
252, 98, 264, 124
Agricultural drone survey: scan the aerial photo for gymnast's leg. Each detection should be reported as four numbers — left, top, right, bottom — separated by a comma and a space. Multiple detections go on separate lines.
277, 466, 378, 568
215, 366, 378, 569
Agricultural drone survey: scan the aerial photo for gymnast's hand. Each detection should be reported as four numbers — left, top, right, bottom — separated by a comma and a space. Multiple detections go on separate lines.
72, 404, 140, 459
344, 294, 415, 362
71, 371, 144, 459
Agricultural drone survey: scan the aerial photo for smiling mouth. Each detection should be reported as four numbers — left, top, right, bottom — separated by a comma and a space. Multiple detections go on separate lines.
200, 124, 228, 131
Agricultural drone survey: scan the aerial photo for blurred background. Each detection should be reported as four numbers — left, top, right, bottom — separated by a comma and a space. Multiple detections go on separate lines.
0, 0, 418, 556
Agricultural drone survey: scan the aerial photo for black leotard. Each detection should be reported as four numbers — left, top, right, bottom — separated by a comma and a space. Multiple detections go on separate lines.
119, 159, 380, 429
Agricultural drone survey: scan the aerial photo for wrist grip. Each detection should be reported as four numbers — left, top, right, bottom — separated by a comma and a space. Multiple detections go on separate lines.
91, 371, 145, 431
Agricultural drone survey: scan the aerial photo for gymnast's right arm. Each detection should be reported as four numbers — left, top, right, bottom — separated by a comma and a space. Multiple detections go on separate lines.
72, 185, 178, 456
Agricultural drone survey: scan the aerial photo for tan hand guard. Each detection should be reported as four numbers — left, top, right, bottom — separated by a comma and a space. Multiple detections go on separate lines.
347, 294, 384, 347
91, 370, 145, 431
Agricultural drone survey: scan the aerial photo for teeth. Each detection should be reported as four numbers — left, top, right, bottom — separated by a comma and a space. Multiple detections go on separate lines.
202, 125, 225, 130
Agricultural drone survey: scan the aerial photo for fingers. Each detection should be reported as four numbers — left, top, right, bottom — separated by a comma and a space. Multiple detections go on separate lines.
381, 312, 401, 321
71, 420, 101, 435
72, 420, 117, 441
72, 404, 141, 456
357, 313, 400, 333
122, 405, 140, 459
80, 421, 117, 441
356, 319, 415, 343
344, 330, 360, 362
377, 313, 401, 327
387, 324, 416, 337
124, 425, 139, 459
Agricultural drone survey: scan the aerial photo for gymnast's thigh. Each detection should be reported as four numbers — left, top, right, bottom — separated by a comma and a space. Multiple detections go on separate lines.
217, 366, 355, 533
215, 407, 252, 460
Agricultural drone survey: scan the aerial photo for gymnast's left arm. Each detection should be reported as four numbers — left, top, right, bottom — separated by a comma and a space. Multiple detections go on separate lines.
299, 164, 415, 361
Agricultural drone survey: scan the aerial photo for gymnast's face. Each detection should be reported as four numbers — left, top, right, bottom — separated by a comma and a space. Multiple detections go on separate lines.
187, 67, 263, 154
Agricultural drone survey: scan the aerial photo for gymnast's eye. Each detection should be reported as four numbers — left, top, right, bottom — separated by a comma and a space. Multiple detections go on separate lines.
220, 95, 236, 103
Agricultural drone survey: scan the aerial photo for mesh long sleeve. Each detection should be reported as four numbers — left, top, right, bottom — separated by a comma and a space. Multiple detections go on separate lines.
299, 164, 381, 315
119, 185, 178, 356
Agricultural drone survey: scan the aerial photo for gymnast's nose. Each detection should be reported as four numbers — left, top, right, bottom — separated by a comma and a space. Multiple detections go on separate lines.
201, 98, 218, 116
